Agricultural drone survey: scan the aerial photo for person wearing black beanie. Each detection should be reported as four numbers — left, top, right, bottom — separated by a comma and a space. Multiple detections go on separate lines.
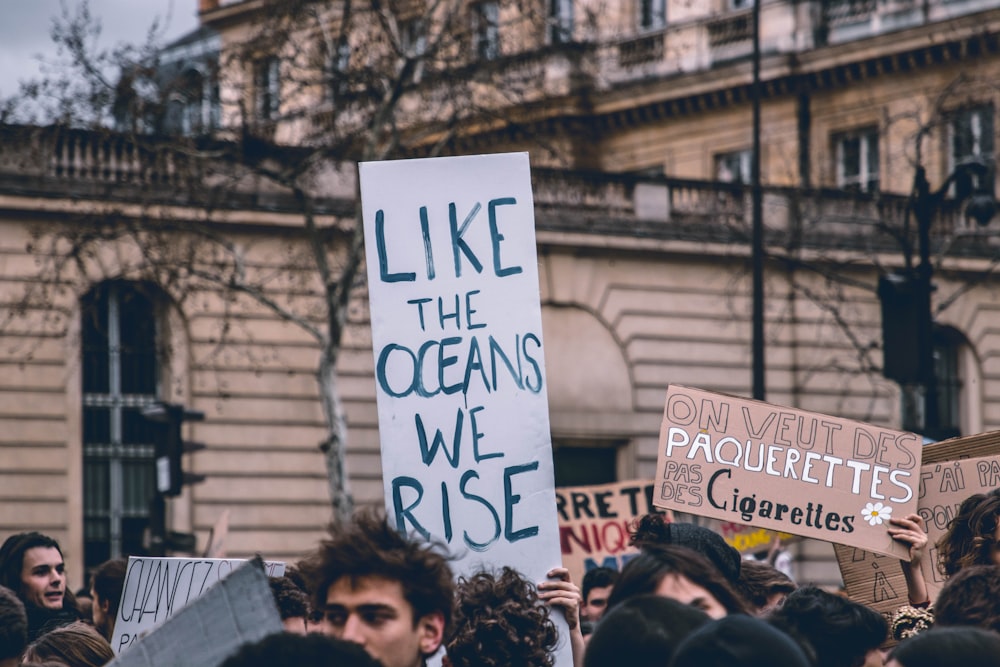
886, 626, 1000, 667
585, 594, 711, 667
630, 515, 742, 584
669, 614, 811, 667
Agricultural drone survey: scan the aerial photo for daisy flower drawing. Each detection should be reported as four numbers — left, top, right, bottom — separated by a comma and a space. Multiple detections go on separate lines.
860, 502, 892, 526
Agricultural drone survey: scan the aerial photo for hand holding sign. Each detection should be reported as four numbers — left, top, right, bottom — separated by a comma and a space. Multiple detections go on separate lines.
538, 567, 585, 667
887, 513, 931, 607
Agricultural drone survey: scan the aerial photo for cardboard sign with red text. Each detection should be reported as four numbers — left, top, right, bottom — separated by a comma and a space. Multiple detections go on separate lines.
556, 480, 672, 584
653, 385, 921, 559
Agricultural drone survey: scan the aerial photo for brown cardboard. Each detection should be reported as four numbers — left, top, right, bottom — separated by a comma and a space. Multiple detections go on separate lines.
916, 453, 1000, 597
836, 441, 1000, 619
923, 430, 1000, 463
832, 543, 908, 623
556, 480, 672, 585
654, 385, 921, 559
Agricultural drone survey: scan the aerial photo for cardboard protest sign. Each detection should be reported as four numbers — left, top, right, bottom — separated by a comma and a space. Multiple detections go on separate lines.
112, 556, 285, 654
653, 385, 921, 559
923, 429, 1000, 464
556, 480, 672, 584
106, 559, 282, 667
361, 153, 570, 666
833, 544, 907, 623
836, 433, 1000, 618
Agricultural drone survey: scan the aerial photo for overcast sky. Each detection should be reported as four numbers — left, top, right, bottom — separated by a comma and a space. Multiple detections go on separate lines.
0, 0, 199, 99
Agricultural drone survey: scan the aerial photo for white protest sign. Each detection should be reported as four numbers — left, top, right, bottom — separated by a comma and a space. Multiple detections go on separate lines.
361, 153, 570, 665
112, 556, 285, 654
106, 559, 282, 667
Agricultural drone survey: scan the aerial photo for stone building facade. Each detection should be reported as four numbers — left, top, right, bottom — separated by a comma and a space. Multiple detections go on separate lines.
3, 0, 1000, 589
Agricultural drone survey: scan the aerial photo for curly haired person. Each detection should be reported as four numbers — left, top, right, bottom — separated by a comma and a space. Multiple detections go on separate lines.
445, 567, 559, 667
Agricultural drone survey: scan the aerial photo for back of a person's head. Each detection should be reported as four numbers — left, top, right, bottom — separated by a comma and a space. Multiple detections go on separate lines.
933, 564, 1000, 633
0, 585, 27, 662
21, 622, 113, 667
735, 558, 797, 613
585, 594, 711, 667
606, 544, 750, 615
582, 567, 619, 601
629, 517, 741, 583
0, 532, 62, 596
767, 586, 886, 667
669, 614, 811, 667
888, 626, 1000, 667
219, 632, 385, 667
268, 575, 309, 621
447, 567, 556, 667
282, 565, 311, 596
299, 510, 454, 631
90, 559, 126, 618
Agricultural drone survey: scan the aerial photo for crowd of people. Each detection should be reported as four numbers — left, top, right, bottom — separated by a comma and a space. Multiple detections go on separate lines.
3, 488, 1000, 667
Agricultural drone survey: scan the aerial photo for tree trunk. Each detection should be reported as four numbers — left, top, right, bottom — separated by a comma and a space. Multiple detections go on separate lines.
317, 345, 354, 524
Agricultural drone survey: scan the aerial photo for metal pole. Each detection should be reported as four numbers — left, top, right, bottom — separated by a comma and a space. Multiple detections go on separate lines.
913, 168, 939, 437
751, 0, 765, 400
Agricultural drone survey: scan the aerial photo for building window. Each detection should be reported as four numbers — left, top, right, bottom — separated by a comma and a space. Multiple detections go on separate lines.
639, 0, 666, 31
949, 105, 994, 200
715, 149, 752, 183
473, 2, 500, 60
163, 68, 219, 137
933, 328, 964, 441
81, 282, 162, 570
328, 41, 351, 102
254, 57, 280, 121
552, 440, 622, 487
548, 0, 573, 44
834, 127, 879, 192
730, 0, 752, 9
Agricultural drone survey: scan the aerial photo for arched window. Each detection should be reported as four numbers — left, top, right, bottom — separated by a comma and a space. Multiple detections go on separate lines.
932, 327, 965, 441
81, 282, 163, 570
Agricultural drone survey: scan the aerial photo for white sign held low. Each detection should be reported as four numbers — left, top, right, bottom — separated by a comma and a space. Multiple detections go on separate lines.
112, 556, 285, 654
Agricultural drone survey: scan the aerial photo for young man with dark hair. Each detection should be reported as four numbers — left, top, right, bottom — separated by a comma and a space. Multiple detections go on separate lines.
767, 586, 887, 667
300, 512, 455, 667
220, 633, 385, 667
581, 567, 618, 624
0, 532, 80, 641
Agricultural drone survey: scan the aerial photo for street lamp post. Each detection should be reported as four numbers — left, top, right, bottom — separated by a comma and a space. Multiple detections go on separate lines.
881, 161, 995, 439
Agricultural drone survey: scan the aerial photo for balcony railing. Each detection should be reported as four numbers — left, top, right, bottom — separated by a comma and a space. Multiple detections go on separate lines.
822, 0, 924, 44
0, 125, 980, 256
531, 168, 977, 255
